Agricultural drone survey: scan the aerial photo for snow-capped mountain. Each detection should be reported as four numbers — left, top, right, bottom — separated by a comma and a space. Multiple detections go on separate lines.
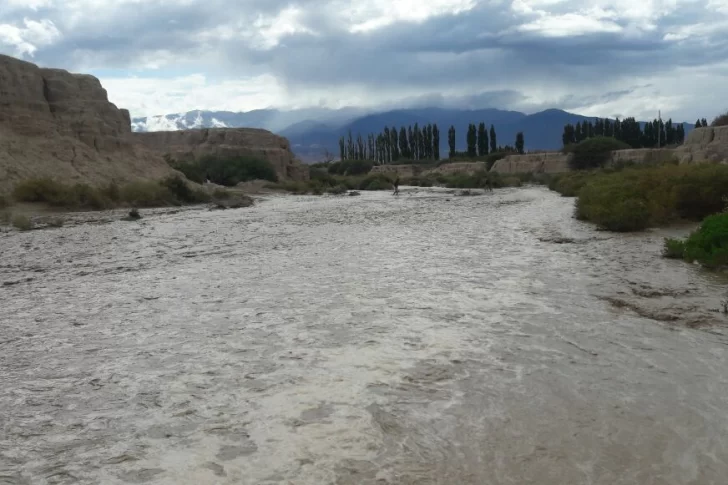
130, 107, 368, 134
131, 110, 231, 132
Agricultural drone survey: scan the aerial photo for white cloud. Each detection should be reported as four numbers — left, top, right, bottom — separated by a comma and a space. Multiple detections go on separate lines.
518, 12, 622, 37
101, 73, 287, 117
0, 18, 60, 57
346, 0, 477, 33
251, 6, 317, 49
0, 0, 726, 123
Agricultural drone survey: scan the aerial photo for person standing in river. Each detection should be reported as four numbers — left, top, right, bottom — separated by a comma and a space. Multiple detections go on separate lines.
393, 177, 400, 195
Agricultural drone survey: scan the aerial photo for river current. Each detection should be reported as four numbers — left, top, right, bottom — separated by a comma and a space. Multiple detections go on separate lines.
1, 186, 727, 484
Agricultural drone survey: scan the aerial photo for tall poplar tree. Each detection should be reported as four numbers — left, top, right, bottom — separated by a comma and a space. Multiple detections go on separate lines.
515, 132, 525, 154
448, 125, 456, 158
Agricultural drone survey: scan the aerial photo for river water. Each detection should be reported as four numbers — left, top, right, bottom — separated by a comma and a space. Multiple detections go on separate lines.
1, 186, 727, 485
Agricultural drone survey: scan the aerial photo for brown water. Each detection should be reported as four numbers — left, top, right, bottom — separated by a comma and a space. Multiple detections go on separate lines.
1, 186, 727, 485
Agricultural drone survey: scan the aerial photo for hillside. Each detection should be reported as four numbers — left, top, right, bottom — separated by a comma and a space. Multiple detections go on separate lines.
0, 54, 179, 194
133, 108, 694, 162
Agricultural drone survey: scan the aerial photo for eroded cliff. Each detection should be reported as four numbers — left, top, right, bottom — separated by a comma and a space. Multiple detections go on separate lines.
0, 54, 177, 194
674, 125, 728, 164
134, 129, 309, 181
489, 153, 569, 174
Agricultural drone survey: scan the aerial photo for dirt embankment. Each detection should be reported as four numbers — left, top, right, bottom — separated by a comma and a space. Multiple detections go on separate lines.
0, 54, 309, 196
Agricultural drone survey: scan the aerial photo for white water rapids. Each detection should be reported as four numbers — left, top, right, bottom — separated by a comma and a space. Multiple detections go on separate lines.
1, 186, 727, 484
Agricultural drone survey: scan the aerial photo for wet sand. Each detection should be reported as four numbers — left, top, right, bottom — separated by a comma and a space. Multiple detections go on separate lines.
1, 186, 727, 484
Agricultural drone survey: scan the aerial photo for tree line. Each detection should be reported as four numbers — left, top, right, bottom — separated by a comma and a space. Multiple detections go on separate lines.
695, 118, 708, 128
449, 123, 523, 158
339, 122, 525, 163
562, 117, 686, 149
338, 123, 441, 164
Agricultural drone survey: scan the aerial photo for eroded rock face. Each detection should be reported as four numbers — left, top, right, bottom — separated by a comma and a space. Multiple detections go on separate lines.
674, 126, 728, 164
490, 153, 569, 174
133, 128, 309, 181
423, 162, 487, 176
0, 54, 177, 193
608, 148, 676, 165
369, 165, 420, 178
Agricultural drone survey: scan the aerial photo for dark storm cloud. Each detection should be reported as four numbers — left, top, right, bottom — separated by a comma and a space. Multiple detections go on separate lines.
1, 0, 727, 113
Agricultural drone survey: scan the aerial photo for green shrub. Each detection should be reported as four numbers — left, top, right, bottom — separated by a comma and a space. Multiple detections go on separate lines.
212, 188, 233, 200
160, 175, 209, 204
309, 167, 337, 185
169, 155, 278, 186
681, 212, 728, 268
12, 179, 114, 209
401, 176, 434, 187
103, 182, 122, 203
566, 164, 728, 232
11, 214, 33, 231
548, 172, 591, 197
358, 174, 394, 191
565, 137, 632, 170
120, 181, 178, 207
13, 178, 71, 206
326, 184, 347, 195
267, 181, 310, 194
499, 176, 520, 187
327, 160, 374, 176
168, 159, 206, 184
575, 174, 651, 230
442, 170, 518, 189
72, 183, 111, 210
663, 238, 686, 259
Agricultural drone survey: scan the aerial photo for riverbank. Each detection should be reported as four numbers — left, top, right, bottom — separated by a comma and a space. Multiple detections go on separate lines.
265, 170, 531, 195
0, 176, 254, 231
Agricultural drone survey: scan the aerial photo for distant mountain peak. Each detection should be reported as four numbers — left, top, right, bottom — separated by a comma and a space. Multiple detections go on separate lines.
131, 107, 693, 163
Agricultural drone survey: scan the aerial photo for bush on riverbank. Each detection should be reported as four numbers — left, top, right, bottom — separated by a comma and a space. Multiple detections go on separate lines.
568, 163, 728, 231
548, 172, 591, 197
269, 169, 523, 195
564, 137, 632, 170
663, 212, 728, 268
440, 171, 522, 189
10, 176, 213, 211
167, 155, 278, 186
265, 173, 395, 195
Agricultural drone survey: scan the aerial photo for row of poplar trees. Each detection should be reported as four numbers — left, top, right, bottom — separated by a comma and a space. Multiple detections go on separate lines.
562, 117, 686, 149
338, 124, 441, 164
339, 122, 524, 163
451, 123, 524, 157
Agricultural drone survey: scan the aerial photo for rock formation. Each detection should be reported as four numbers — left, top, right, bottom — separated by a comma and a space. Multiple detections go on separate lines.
608, 148, 676, 165
134, 129, 309, 181
673, 126, 728, 164
369, 162, 488, 178
489, 128, 728, 174
369, 164, 420, 178
423, 162, 487, 176
489, 153, 569, 174
0, 54, 178, 194
0, 53, 309, 194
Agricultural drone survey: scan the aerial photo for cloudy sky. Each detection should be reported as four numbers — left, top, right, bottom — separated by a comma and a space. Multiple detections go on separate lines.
1, 0, 727, 122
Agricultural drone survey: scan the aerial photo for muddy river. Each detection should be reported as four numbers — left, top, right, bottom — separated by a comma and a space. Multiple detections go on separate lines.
1, 186, 727, 484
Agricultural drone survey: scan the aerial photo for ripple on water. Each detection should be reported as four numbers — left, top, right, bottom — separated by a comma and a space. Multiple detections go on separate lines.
1, 187, 727, 484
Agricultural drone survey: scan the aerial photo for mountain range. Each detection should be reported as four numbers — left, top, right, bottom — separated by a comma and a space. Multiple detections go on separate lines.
131, 108, 694, 163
